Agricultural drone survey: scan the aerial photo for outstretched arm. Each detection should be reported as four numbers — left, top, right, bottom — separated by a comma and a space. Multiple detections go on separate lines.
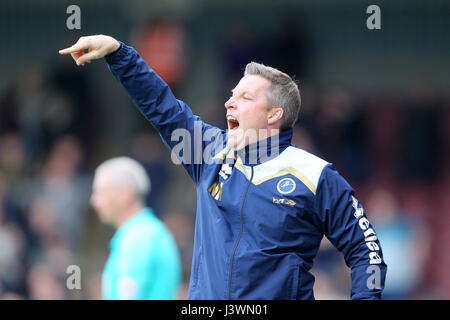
59, 35, 224, 183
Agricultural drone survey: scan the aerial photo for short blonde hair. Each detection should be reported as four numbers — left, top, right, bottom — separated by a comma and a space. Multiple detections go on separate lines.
245, 62, 301, 130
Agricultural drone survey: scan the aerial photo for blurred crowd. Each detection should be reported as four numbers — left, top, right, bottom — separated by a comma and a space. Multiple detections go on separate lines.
0, 14, 449, 300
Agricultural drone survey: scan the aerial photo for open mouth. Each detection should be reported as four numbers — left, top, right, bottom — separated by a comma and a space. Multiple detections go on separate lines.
227, 115, 240, 130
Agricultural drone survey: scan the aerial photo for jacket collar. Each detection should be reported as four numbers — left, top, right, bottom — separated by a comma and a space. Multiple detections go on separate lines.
236, 129, 293, 166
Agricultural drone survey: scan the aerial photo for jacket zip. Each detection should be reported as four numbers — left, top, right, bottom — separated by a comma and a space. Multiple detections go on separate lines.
226, 166, 254, 299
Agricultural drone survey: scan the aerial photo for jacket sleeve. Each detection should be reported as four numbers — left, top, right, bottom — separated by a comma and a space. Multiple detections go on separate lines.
104, 42, 224, 183
313, 164, 387, 299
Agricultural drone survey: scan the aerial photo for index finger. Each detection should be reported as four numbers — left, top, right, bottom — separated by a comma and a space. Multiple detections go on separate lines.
58, 40, 88, 55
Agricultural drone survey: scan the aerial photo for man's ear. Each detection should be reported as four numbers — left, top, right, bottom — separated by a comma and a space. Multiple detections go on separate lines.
119, 186, 135, 205
267, 107, 283, 126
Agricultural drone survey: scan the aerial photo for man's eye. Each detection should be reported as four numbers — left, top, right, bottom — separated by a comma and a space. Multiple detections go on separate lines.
243, 96, 252, 100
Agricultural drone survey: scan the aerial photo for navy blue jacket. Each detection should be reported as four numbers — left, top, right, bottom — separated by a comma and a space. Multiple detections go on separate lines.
105, 42, 387, 300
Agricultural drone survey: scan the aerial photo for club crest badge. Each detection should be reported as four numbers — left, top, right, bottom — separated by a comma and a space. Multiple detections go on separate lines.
277, 178, 296, 194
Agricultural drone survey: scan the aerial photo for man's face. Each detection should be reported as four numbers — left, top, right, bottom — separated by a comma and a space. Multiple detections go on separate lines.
225, 75, 272, 150
90, 171, 120, 226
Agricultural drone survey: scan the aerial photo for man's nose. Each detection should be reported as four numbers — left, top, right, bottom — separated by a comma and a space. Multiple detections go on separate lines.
225, 97, 235, 110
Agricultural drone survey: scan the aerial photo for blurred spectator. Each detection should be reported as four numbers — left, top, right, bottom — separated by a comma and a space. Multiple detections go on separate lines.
312, 238, 351, 299
313, 268, 347, 300
0, 138, 30, 236
28, 136, 90, 251
0, 169, 28, 298
0, 218, 26, 297
27, 243, 78, 300
367, 188, 430, 299
131, 18, 187, 89
162, 210, 194, 299
27, 197, 65, 258
129, 131, 170, 216
27, 262, 65, 300
90, 157, 182, 299
0, 133, 27, 184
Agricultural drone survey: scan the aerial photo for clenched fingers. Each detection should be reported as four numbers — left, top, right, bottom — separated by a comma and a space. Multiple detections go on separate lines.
76, 50, 100, 66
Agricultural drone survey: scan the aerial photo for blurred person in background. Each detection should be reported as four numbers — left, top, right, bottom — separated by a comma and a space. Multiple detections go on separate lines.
27, 262, 65, 300
0, 161, 28, 299
27, 245, 76, 300
312, 238, 351, 300
312, 267, 347, 300
30, 136, 90, 251
0, 208, 26, 298
162, 211, 194, 300
129, 131, 169, 216
367, 188, 430, 299
90, 156, 182, 300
